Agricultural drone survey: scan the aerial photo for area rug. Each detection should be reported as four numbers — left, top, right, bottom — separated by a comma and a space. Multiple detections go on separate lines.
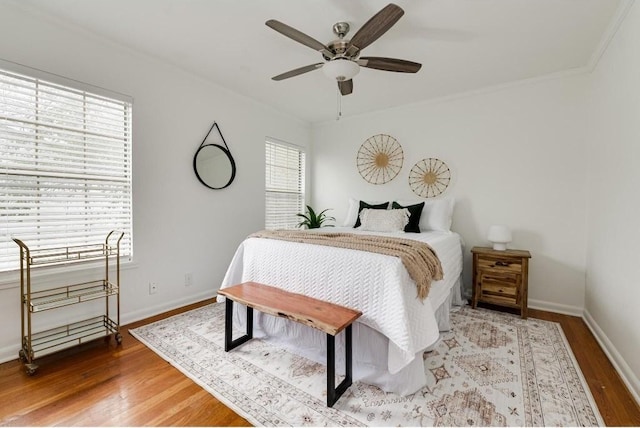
130, 304, 603, 427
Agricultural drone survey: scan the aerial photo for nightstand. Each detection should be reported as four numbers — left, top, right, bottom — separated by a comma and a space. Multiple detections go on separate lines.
471, 246, 531, 318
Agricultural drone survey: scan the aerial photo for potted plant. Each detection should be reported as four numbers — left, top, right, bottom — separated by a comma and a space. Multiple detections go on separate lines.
297, 205, 335, 229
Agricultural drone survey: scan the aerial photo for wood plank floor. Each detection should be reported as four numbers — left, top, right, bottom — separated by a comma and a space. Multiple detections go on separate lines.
0, 300, 638, 426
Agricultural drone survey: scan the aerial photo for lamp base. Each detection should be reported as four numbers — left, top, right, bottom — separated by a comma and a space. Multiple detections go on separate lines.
492, 242, 508, 251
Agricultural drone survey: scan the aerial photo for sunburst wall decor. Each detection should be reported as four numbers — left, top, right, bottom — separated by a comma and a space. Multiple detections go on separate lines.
409, 158, 451, 198
356, 134, 403, 185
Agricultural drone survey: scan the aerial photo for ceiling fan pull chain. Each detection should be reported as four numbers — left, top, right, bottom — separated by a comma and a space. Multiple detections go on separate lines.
336, 87, 342, 121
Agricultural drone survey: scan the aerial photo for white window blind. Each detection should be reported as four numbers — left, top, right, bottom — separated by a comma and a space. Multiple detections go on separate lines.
265, 139, 305, 230
0, 66, 133, 272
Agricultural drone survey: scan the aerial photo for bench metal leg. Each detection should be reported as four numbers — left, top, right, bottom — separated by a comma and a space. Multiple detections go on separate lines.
326, 324, 353, 407
224, 298, 253, 351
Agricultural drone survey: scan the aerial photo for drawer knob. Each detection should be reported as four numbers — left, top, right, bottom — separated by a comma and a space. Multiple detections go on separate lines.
494, 261, 510, 267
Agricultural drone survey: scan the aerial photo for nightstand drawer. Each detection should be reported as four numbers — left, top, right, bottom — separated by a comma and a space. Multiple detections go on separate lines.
479, 281, 519, 305
477, 257, 522, 274
478, 271, 520, 287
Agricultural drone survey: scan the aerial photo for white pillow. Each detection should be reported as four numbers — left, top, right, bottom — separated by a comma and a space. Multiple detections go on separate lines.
358, 208, 409, 232
342, 198, 389, 227
396, 196, 455, 232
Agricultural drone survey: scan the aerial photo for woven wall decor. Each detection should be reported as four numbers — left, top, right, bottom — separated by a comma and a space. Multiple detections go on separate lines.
409, 158, 451, 198
356, 134, 403, 185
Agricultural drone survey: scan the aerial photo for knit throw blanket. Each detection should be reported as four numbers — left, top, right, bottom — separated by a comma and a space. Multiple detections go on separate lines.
249, 230, 444, 300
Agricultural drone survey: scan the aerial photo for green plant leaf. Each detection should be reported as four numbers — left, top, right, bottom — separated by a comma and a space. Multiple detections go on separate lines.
297, 205, 335, 229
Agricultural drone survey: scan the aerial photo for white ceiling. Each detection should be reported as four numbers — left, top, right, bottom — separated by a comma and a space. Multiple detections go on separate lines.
15, 0, 622, 123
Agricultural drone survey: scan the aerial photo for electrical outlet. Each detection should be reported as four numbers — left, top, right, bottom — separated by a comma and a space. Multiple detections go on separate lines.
185, 272, 193, 286
149, 282, 158, 294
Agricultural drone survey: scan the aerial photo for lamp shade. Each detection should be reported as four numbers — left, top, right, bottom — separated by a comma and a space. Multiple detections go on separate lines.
487, 225, 512, 251
322, 59, 360, 81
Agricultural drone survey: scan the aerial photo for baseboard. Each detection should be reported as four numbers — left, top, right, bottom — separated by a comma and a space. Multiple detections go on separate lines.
583, 309, 640, 405
120, 289, 218, 326
0, 344, 19, 365
528, 298, 583, 317
0, 289, 218, 365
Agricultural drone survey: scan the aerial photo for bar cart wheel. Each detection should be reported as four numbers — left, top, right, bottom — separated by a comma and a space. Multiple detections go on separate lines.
115, 332, 123, 344
25, 363, 38, 376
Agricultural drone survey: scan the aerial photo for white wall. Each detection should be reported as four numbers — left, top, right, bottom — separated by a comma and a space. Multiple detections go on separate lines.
0, 3, 310, 362
584, 1, 640, 402
311, 75, 591, 314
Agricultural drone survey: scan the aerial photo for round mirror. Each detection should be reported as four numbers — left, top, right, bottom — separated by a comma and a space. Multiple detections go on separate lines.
193, 144, 236, 189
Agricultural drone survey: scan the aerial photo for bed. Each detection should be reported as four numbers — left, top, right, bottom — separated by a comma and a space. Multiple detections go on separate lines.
219, 223, 464, 396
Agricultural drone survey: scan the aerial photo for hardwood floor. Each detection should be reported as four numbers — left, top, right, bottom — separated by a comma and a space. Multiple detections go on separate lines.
0, 300, 638, 426
0, 299, 250, 427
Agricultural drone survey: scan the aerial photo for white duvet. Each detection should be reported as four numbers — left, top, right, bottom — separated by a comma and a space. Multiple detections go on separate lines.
220, 228, 463, 382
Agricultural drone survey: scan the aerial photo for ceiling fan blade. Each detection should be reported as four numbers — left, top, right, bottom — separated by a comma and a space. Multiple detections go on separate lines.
338, 79, 353, 96
358, 57, 422, 73
346, 4, 404, 55
272, 63, 324, 81
266, 20, 334, 58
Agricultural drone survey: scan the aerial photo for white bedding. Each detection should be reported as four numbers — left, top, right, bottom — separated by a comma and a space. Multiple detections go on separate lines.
219, 227, 463, 395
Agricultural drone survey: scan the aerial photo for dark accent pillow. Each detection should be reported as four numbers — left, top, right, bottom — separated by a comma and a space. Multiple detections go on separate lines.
354, 201, 389, 228
392, 201, 425, 233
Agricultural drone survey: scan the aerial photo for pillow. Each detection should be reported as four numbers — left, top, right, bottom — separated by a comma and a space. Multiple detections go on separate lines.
343, 198, 389, 227
358, 208, 409, 232
396, 196, 455, 232
391, 201, 424, 233
422, 197, 454, 232
343, 198, 360, 227
353, 200, 389, 228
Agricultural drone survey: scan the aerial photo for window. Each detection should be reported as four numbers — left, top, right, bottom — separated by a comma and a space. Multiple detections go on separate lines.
0, 63, 133, 272
265, 139, 305, 230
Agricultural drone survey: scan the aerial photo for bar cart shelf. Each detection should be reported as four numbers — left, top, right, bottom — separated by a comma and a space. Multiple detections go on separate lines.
13, 231, 124, 375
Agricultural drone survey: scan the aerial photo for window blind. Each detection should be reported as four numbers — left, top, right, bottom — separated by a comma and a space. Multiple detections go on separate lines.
0, 67, 133, 272
265, 140, 305, 230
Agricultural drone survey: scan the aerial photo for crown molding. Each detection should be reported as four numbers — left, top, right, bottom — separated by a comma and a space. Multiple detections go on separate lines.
587, 0, 636, 71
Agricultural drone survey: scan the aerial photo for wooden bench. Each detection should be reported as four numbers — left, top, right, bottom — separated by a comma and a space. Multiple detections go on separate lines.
217, 282, 362, 407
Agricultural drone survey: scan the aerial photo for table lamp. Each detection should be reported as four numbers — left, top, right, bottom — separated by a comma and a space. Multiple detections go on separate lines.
487, 225, 512, 251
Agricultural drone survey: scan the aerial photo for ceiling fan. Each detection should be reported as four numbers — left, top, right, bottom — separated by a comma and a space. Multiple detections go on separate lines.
266, 3, 422, 96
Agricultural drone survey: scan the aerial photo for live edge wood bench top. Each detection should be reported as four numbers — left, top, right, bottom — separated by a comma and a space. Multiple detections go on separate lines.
217, 281, 362, 336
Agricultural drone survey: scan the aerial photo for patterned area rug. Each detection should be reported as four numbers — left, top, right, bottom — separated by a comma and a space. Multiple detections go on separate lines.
130, 304, 603, 427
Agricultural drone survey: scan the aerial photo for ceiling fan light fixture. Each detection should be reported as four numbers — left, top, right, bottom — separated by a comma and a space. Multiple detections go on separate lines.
322, 59, 360, 82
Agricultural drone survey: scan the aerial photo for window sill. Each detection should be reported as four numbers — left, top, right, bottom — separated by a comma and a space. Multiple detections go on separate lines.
0, 258, 138, 291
